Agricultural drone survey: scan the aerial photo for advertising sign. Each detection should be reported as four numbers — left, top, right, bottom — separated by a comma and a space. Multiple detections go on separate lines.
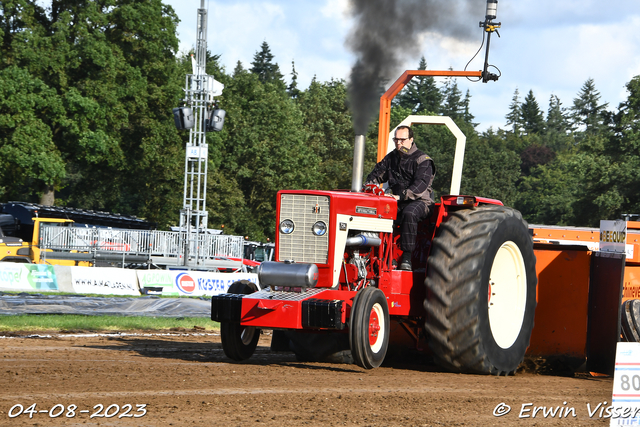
0, 264, 58, 291
600, 220, 633, 258
137, 270, 174, 295
137, 270, 258, 296
70, 267, 140, 296
176, 272, 197, 294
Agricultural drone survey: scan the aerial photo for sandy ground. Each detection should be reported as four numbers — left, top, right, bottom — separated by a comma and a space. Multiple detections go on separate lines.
0, 330, 614, 426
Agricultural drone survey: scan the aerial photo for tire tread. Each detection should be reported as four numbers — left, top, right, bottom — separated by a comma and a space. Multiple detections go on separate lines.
424, 206, 537, 375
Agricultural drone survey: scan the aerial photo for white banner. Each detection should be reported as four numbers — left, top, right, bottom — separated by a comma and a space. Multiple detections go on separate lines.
137, 270, 259, 296
70, 266, 140, 296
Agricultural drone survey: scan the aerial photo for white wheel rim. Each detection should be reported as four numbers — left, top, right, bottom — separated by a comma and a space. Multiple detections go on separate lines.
240, 327, 256, 346
488, 241, 527, 349
369, 302, 385, 353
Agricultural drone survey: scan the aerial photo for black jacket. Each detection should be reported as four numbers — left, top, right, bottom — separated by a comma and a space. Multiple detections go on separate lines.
365, 143, 436, 205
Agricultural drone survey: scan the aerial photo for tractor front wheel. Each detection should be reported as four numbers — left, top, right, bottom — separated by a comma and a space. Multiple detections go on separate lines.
424, 206, 537, 375
349, 286, 390, 369
220, 280, 260, 361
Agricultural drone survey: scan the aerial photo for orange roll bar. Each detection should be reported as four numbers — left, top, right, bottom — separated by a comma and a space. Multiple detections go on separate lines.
377, 70, 482, 162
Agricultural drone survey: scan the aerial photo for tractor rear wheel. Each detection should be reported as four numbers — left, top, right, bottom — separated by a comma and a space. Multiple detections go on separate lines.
220, 280, 260, 361
349, 286, 390, 369
621, 300, 640, 342
424, 205, 537, 375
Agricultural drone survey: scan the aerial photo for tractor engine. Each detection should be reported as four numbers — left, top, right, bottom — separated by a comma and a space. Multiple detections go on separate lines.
271, 189, 397, 292
342, 231, 381, 291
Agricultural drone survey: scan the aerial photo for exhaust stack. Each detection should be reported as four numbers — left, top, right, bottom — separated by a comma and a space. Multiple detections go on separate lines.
351, 135, 366, 192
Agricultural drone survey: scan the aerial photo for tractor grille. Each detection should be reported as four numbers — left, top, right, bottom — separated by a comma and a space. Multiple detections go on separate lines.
278, 194, 330, 264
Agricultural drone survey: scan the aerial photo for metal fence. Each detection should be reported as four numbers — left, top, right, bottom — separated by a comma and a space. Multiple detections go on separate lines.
39, 225, 244, 260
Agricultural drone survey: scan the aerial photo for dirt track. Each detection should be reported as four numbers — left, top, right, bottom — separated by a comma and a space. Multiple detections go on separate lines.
0, 331, 613, 426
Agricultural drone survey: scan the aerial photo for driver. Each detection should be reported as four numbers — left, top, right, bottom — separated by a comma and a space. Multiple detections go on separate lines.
364, 125, 435, 271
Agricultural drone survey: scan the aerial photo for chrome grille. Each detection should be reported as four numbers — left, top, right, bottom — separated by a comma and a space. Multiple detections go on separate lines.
278, 194, 330, 264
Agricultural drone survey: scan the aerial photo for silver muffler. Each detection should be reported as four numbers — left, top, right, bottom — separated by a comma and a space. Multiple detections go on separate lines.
257, 261, 319, 288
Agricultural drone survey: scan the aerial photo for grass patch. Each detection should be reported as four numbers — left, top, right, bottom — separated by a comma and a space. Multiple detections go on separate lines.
0, 314, 219, 333
0, 290, 203, 299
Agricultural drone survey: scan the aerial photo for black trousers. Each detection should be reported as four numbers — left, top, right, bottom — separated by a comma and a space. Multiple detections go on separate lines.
396, 200, 431, 252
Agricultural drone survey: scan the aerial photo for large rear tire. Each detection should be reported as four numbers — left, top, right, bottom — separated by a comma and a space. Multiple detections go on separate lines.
220, 280, 260, 361
350, 287, 390, 369
621, 300, 640, 342
424, 206, 537, 375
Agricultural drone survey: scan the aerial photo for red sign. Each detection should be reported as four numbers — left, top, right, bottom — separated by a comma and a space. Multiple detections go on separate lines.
176, 273, 196, 294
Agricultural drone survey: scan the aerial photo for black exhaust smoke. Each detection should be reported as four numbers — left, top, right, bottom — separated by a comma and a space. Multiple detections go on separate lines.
346, 0, 481, 134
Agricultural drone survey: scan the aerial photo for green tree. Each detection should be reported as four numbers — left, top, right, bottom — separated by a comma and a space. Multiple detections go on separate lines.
395, 57, 442, 114
571, 78, 609, 137
545, 94, 572, 152
440, 74, 462, 119
609, 75, 640, 217
461, 89, 475, 126
233, 60, 244, 76
0, 0, 66, 202
521, 89, 544, 135
462, 129, 520, 206
250, 41, 285, 90
515, 155, 580, 226
208, 68, 320, 240
298, 78, 354, 190
287, 60, 301, 99
0, 66, 66, 202
0, 0, 184, 227
505, 87, 523, 135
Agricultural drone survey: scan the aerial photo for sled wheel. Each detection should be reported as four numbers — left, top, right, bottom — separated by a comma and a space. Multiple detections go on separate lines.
621, 300, 640, 342
220, 280, 260, 361
350, 286, 390, 369
424, 206, 537, 375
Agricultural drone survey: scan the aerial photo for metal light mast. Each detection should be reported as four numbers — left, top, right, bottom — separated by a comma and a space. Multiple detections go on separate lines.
177, 0, 224, 266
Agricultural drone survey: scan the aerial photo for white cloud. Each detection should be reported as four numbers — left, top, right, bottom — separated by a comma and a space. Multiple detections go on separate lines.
320, 0, 351, 20
206, 3, 295, 71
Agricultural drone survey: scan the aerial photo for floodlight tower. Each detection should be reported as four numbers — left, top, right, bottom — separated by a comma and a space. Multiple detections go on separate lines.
175, 0, 225, 266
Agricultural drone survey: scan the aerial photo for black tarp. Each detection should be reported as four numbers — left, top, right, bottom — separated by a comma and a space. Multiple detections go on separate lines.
0, 293, 211, 318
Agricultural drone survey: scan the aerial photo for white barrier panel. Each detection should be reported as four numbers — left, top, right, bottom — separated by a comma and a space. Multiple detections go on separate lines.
52, 266, 75, 293
137, 270, 259, 296
610, 342, 640, 426
70, 266, 140, 296
0, 263, 58, 291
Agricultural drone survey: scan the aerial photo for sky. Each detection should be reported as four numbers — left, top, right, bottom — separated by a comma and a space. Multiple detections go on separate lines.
162, 0, 640, 133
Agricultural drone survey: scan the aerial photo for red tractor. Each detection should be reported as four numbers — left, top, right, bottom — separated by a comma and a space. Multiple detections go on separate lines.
211, 4, 536, 374
211, 75, 537, 375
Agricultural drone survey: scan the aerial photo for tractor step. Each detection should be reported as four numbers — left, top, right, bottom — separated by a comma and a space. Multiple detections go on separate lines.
211, 293, 244, 322
302, 299, 346, 330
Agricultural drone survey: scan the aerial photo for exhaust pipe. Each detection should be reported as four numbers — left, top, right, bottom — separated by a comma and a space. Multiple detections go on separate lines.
346, 234, 381, 247
351, 134, 365, 192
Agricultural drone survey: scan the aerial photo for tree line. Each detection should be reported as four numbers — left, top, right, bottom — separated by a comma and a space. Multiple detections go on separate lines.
1, 1, 639, 241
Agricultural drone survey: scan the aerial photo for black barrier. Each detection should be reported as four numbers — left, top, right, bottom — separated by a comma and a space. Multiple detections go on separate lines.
586, 251, 626, 375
